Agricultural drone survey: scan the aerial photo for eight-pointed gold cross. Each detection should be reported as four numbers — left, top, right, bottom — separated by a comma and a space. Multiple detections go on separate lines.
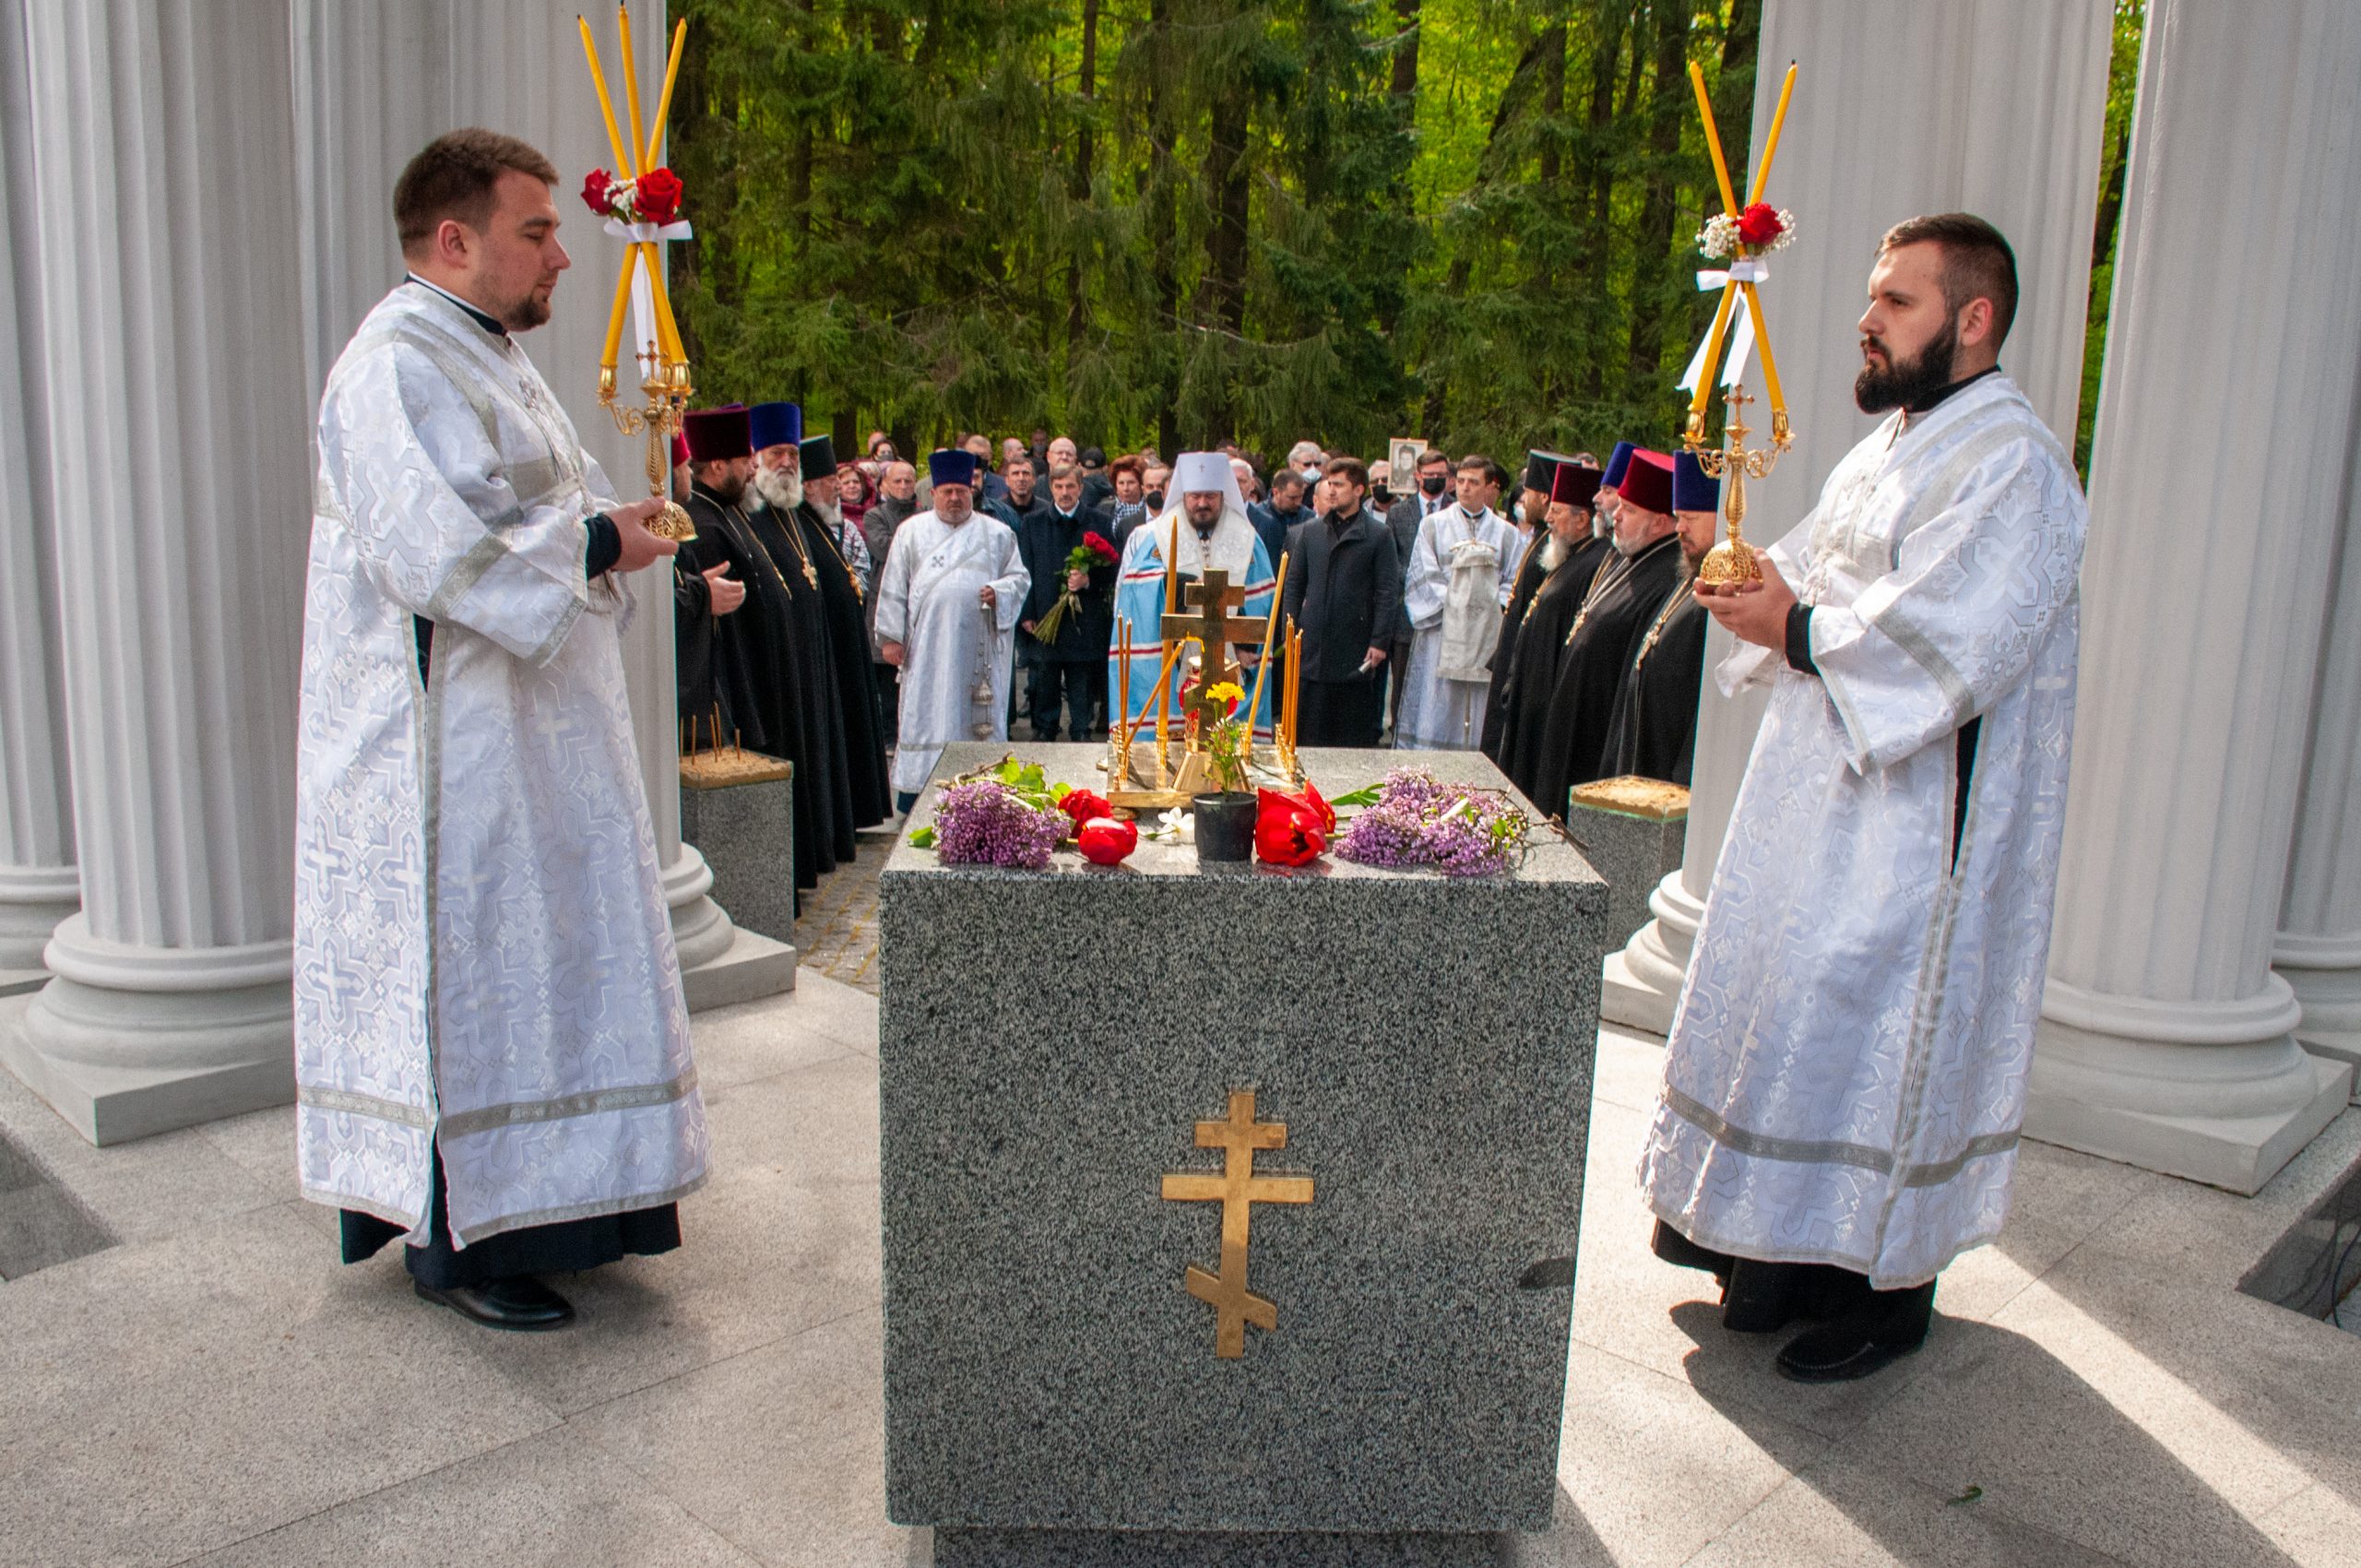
1160, 1089, 1314, 1358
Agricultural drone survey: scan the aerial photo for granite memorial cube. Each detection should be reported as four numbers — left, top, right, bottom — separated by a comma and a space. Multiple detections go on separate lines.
879, 743, 1608, 1539
678, 751, 795, 942
1561, 775, 1689, 951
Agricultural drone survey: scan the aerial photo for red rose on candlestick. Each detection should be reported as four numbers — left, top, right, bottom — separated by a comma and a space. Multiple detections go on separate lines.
1077, 816, 1138, 866
635, 167, 684, 225
1736, 202, 1784, 247
1254, 790, 1326, 868
1059, 789, 1110, 834
581, 170, 616, 217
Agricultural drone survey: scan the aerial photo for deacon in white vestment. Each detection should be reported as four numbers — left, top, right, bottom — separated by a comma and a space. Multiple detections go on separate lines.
1108, 452, 1276, 741
294, 133, 703, 1331
876, 447, 1030, 803
1641, 217, 2084, 1382
1395, 455, 1523, 750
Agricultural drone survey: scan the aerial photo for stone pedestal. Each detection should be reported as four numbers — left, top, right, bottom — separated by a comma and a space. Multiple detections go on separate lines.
1602, 0, 2114, 1037
679, 757, 797, 944
1563, 778, 1688, 955
6, 0, 308, 1144
2029, 0, 2361, 1192
881, 745, 1605, 1539
0, 1, 74, 995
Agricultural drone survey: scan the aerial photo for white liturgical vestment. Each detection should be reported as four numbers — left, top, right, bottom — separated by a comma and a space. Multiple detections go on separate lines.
875, 509, 1029, 794
294, 283, 706, 1246
1396, 504, 1522, 749
1640, 373, 2085, 1288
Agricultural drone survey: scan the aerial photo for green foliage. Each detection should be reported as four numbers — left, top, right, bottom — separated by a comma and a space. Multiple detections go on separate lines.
2075, 0, 2144, 480
665, 2, 1773, 461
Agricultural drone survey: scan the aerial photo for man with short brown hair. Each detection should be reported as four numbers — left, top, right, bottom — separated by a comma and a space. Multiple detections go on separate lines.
1279, 457, 1399, 748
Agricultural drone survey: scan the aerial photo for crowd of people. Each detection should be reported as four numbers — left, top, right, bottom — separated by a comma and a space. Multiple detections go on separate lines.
670, 415, 1728, 878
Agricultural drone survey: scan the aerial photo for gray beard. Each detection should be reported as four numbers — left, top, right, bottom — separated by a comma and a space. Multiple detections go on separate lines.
1540, 535, 1568, 572
813, 497, 843, 529
752, 466, 803, 512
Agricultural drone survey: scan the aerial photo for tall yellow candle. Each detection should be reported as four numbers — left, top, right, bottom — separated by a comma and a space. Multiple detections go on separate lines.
1148, 635, 1184, 753
1688, 283, 1738, 419
1749, 64, 1798, 205
1740, 281, 1786, 418
644, 18, 689, 172
1164, 517, 1180, 613
578, 19, 633, 175
1687, 61, 1738, 219
616, 6, 648, 180
1243, 552, 1287, 742
642, 241, 685, 364
600, 244, 638, 373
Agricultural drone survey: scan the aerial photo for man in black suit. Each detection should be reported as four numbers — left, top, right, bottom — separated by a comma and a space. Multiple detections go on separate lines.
1382, 447, 1454, 735
1281, 457, 1401, 748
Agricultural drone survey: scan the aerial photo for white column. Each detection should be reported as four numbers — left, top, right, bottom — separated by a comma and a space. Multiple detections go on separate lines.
0, 0, 74, 995
2029, 0, 2361, 1192
2, 0, 308, 1143
289, 0, 792, 1007
2275, 456, 2361, 1080
1605, 0, 2116, 1031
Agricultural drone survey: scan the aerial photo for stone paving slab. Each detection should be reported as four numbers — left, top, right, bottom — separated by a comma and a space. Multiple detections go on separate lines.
3, 978, 2359, 1566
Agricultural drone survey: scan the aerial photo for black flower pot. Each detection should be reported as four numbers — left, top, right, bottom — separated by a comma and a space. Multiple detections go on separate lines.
1192, 791, 1257, 863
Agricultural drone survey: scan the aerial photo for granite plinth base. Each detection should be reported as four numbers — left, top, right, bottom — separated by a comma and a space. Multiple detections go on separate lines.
679, 763, 795, 943
882, 744, 1607, 1536
931, 1526, 1501, 1566
1561, 779, 1687, 954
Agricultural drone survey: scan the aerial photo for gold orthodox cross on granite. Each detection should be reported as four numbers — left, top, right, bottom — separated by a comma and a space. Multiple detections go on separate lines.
1162, 569, 1260, 733
1159, 1090, 1314, 1359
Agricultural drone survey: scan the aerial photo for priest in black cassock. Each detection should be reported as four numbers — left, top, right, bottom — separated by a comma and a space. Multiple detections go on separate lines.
1526, 449, 1684, 819
747, 401, 857, 873
1481, 449, 1574, 761
794, 434, 895, 827
676, 404, 837, 903
1494, 459, 1609, 801
1600, 450, 1717, 785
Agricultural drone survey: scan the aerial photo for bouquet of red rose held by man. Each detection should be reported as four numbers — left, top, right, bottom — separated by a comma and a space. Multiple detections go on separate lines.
1029, 531, 1120, 645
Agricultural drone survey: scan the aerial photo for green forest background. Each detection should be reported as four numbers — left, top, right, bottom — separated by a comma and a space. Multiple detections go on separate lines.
668, 1, 2142, 471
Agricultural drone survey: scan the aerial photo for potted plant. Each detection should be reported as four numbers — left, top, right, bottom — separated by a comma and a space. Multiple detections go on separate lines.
1189, 680, 1256, 862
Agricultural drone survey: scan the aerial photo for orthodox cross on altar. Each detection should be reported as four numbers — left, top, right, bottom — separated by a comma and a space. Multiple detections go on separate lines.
1159, 1090, 1314, 1359
1162, 569, 1258, 731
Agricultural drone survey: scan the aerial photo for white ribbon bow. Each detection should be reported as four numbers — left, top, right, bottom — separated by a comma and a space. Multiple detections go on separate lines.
1679, 257, 1767, 393
604, 217, 694, 363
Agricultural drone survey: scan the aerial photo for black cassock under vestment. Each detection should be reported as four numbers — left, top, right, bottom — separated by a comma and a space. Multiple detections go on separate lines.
793, 500, 894, 828
1493, 533, 1612, 803
1528, 532, 1683, 819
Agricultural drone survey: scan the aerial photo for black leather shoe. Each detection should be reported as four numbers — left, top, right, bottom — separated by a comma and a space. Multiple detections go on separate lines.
1776, 1281, 1935, 1382
413, 1275, 575, 1332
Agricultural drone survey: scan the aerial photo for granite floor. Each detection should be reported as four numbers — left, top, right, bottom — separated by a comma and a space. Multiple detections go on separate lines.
3, 980, 2359, 1566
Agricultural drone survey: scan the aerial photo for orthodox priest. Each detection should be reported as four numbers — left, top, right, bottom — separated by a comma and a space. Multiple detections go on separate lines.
795, 434, 894, 826
1599, 450, 1716, 785
1527, 451, 1685, 817
676, 404, 837, 898
1109, 452, 1276, 742
297, 130, 705, 1332
1396, 454, 1523, 751
1480, 450, 1572, 761
1493, 460, 1608, 801
1642, 214, 2085, 1383
876, 449, 1030, 812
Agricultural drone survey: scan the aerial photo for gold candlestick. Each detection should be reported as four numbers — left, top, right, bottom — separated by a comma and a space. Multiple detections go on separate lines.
1686, 385, 1790, 587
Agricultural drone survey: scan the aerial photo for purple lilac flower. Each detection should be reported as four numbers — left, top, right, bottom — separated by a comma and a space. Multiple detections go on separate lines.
1334, 770, 1526, 876
934, 781, 1062, 870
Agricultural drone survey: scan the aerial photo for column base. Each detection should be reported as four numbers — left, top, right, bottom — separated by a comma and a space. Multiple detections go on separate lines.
2029, 975, 2352, 1193
2276, 944, 2361, 1094
664, 846, 794, 1012
1600, 872, 1704, 1036
0, 861, 79, 988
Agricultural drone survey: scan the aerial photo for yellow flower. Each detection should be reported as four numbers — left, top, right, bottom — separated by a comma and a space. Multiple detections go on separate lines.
1206, 682, 1245, 705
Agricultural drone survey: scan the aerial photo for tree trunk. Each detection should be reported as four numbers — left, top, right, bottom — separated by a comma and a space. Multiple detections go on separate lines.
1148, 0, 1180, 457
1574, 6, 1628, 401
1625, 2, 1692, 386
1392, 0, 1420, 99
1066, 0, 1099, 345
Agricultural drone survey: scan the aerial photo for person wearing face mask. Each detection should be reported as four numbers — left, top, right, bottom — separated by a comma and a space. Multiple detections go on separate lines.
1396, 454, 1524, 750
1383, 449, 1456, 738
1527, 449, 1684, 818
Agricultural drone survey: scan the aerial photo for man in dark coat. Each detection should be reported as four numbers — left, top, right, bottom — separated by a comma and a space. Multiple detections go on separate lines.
1280, 457, 1401, 748
1527, 450, 1685, 818
1600, 451, 1717, 786
1016, 463, 1118, 741
1495, 461, 1612, 800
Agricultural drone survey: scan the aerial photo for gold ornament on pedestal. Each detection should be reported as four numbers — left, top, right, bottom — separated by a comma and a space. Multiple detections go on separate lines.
1676, 59, 1800, 587
580, 5, 696, 542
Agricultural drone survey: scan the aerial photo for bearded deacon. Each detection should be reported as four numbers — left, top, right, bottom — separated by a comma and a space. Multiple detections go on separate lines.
1396, 453, 1524, 750
297, 131, 704, 1331
876, 448, 1030, 811
1600, 451, 1717, 785
1641, 215, 2085, 1383
1527, 451, 1685, 818
1108, 451, 1276, 742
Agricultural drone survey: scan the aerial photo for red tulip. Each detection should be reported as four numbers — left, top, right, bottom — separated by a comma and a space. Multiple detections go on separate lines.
1078, 815, 1138, 865
1255, 797, 1324, 867
1259, 783, 1335, 835
1061, 789, 1110, 833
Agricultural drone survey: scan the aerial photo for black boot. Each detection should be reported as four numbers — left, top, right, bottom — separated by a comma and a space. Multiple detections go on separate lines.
1776, 1279, 1935, 1382
413, 1275, 576, 1332
1720, 1259, 1819, 1334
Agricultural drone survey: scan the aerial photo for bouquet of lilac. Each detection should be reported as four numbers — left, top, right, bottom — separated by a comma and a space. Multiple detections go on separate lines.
1333, 769, 1530, 877
924, 780, 1065, 870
